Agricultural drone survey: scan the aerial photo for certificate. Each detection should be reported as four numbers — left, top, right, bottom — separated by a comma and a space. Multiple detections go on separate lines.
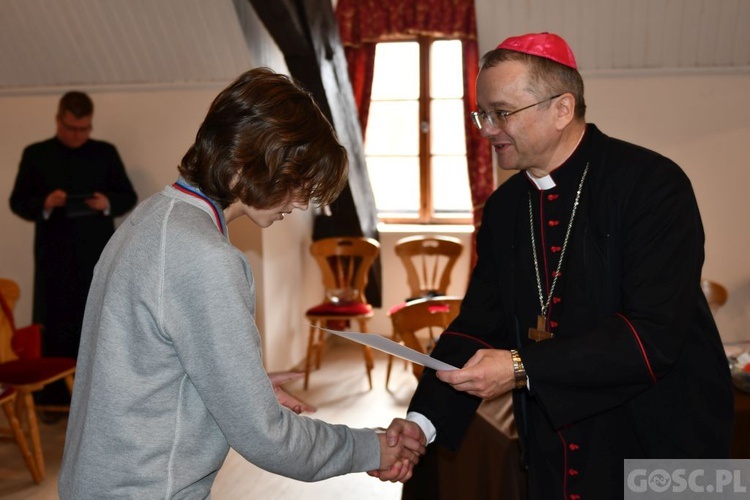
312, 325, 458, 371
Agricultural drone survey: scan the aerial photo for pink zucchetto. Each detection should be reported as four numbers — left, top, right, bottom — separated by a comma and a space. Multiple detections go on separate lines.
496, 32, 578, 69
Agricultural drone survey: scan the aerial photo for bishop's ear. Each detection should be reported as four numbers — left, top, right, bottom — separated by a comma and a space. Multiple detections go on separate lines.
554, 93, 576, 128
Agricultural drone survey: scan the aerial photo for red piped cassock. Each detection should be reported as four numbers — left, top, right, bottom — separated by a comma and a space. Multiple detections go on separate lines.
408, 124, 733, 499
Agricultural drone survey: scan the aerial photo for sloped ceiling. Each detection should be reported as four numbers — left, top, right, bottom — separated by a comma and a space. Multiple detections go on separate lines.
0, 0, 749, 93
475, 0, 750, 75
0, 0, 256, 91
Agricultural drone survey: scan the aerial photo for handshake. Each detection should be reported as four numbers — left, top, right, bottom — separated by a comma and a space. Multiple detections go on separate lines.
369, 418, 427, 483
271, 372, 427, 482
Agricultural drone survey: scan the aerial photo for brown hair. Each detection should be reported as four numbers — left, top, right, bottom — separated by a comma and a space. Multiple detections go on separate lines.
58, 91, 94, 119
178, 67, 348, 209
481, 49, 586, 119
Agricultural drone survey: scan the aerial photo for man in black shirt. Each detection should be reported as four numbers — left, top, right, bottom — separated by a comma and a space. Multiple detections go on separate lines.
9, 91, 137, 408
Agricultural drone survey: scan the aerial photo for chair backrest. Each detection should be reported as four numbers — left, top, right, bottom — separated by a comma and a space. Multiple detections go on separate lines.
0, 279, 21, 363
394, 235, 463, 300
310, 237, 380, 304
0, 279, 42, 363
389, 296, 462, 379
701, 279, 729, 313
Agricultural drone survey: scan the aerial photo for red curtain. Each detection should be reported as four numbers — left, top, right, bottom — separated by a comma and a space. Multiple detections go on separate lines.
342, 43, 376, 133
335, 0, 493, 266
461, 40, 494, 267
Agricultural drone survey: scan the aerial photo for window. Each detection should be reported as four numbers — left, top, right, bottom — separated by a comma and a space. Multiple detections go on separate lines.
364, 37, 472, 224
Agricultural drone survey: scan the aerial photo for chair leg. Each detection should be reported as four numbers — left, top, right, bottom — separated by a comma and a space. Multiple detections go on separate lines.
2, 398, 42, 484
385, 354, 394, 390
384, 356, 409, 387
304, 322, 317, 390
357, 319, 373, 390
385, 330, 402, 390
314, 326, 325, 370
362, 346, 374, 390
20, 391, 45, 479
65, 374, 75, 394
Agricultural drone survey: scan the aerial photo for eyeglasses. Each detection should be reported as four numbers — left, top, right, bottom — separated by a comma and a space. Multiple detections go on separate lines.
470, 94, 563, 130
59, 120, 92, 133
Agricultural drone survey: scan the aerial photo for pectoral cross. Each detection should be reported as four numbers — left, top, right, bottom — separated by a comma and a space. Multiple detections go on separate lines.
528, 314, 554, 342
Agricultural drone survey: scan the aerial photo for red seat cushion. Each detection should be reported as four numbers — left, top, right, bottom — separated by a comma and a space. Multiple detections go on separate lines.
0, 358, 76, 385
306, 302, 372, 316
387, 301, 452, 316
387, 301, 408, 316
427, 304, 451, 314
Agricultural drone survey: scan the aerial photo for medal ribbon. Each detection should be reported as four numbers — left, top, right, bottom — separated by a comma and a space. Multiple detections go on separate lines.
172, 182, 226, 235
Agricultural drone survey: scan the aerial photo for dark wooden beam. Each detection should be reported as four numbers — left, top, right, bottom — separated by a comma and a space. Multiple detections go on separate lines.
244, 0, 381, 306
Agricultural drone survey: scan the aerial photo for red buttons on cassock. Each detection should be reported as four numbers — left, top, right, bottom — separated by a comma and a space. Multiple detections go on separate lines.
569, 443, 579, 450
570, 495, 581, 500
553, 271, 562, 278
551, 246, 562, 253
568, 469, 579, 476
550, 321, 558, 328
553, 297, 562, 304
548, 220, 560, 227
547, 194, 559, 201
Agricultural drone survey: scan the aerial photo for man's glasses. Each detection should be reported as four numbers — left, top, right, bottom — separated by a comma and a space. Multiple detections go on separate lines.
470, 94, 563, 130
59, 120, 92, 133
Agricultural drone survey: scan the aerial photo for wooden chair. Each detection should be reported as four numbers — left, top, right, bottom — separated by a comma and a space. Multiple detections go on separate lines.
701, 279, 729, 313
0, 278, 23, 363
394, 235, 464, 301
1, 385, 42, 484
387, 236, 463, 385
386, 296, 462, 387
305, 237, 380, 390
0, 278, 76, 479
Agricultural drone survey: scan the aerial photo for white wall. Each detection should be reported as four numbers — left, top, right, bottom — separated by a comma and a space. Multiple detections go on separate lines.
583, 72, 750, 342
2, 40, 749, 381
0, 85, 222, 322
2, 71, 749, 368
0, 7, 326, 372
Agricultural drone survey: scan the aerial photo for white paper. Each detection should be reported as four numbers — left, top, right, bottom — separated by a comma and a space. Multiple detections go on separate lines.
313, 325, 458, 371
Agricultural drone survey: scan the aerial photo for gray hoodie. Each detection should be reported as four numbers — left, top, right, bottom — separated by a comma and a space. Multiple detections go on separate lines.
59, 183, 379, 499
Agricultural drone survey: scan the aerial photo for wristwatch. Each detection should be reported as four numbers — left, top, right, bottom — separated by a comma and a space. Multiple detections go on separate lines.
509, 349, 527, 390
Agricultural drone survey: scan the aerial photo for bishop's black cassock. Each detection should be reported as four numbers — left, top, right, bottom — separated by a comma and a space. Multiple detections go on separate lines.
408, 124, 733, 499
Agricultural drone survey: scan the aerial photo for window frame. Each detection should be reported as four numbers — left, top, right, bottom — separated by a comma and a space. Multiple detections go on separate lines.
368, 35, 472, 226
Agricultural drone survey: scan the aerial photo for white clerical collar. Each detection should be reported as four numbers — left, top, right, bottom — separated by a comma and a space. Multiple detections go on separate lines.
526, 172, 556, 190
525, 127, 586, 191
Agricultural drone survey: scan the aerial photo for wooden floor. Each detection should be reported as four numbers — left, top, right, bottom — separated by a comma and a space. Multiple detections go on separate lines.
0, 339, 418, 499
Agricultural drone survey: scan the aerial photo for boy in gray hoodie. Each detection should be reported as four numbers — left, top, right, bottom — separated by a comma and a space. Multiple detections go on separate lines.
59, 67, 424, 499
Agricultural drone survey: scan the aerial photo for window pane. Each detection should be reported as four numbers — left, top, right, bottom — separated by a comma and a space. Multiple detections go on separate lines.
432, 156, 472, 216
366, 156, 420, 216
371, 42, 419, 100
365, 101, 419, 156
430, 40, 463, 98
366, 38, 472, 223
431, 99, 466, 155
